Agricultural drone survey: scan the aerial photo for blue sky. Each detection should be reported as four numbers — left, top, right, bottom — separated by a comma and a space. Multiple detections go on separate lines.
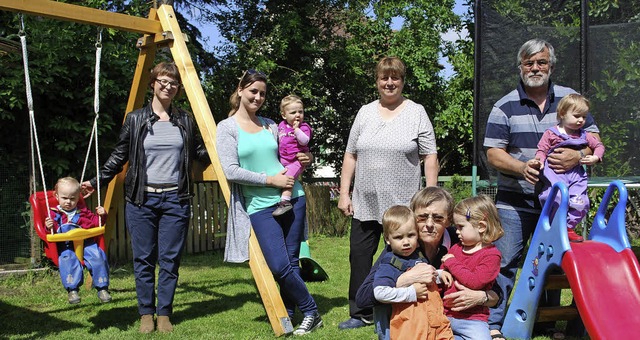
189, 1, 469, 78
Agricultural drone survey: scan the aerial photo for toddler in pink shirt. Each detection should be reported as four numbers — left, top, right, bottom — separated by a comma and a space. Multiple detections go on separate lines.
273, 95, 313, 216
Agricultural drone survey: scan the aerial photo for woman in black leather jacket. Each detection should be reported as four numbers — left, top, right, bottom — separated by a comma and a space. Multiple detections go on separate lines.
82, 62, 209, 334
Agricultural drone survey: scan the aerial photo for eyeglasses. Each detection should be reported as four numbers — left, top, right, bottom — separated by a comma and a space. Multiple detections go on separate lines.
415, 213, 446, 224
520, 59, 550, 70
155, 79, 181, 88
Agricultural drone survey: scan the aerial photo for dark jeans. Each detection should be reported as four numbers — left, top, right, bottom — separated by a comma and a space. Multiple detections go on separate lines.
125, 190, 190, 316
348, 219, 383, 320
250, 196, 318, 317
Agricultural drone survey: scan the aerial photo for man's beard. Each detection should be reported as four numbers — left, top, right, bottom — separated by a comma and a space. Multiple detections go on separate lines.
521, 71, 550, 88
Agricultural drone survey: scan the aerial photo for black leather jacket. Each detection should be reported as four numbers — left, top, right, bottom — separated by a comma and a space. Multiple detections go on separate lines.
90, 104, 209, 205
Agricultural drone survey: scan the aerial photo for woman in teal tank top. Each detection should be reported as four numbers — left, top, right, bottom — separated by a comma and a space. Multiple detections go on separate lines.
216, 70, 322, 335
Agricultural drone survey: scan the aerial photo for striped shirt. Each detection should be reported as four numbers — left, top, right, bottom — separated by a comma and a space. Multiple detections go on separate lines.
483, 81, 599, 212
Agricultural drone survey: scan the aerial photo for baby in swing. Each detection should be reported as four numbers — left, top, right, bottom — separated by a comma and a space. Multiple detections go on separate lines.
45, 177, 111, 304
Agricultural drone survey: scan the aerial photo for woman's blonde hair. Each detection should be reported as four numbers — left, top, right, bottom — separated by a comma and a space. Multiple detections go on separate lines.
228, 69, 268, 117
453, 195, 504, 243
382, 205, 416, 239
557, 93, 590, 122
280, 94, 304, 113
375, 56, 406, 81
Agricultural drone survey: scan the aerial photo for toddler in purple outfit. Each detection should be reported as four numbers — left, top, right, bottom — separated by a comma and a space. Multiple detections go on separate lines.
273, 95, 313, 216
535, 94, 605, 242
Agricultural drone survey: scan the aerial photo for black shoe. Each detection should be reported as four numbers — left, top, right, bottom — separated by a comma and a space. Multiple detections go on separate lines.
272, 201, 293, 216
294, 312, 323, 335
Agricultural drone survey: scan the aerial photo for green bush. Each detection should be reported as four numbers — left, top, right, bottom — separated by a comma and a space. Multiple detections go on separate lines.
443, 174, 473, 202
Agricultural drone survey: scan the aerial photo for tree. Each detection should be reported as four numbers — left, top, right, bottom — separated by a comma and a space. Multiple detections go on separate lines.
0, 0, 216, 187
434, 1, 475, 175
203, 0, 464, 175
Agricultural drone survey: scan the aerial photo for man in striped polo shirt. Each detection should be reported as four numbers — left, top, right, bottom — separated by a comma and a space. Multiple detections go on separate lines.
483, 39, 600, 339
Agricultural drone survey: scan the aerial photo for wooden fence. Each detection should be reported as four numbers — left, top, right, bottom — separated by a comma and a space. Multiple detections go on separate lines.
31, 178, 640, 265
81, 182, 333, 264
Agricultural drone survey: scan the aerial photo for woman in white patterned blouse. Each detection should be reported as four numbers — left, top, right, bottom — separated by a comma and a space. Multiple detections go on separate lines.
337, 56, 440, 330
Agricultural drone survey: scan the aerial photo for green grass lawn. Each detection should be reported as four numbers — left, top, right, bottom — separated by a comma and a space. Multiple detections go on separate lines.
3, 235, 629, 339
0, 235, 379, 339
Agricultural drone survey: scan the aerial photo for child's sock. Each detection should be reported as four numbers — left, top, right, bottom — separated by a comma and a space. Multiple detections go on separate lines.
281, 195, 291, 202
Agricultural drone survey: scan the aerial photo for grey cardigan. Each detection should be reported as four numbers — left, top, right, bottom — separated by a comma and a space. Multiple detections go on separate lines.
216, 116, 279, 263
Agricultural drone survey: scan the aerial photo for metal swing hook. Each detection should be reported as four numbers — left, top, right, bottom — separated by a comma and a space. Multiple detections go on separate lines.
18, 13, 25, 37
95, 27, 103, 49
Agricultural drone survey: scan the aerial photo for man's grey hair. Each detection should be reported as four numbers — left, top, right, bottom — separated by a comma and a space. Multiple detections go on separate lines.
517, 39, 557, 67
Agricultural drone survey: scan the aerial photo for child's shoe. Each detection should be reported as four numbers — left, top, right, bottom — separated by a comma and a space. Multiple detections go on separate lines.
567, 228, 584, 242
97, 289, 112, 303
293, 312, 323, 335
272, 201, 293, 216
68, 290, 81, 304
157, 315, 173, 333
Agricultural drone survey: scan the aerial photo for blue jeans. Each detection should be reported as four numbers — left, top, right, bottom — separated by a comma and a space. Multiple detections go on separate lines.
373, 304, 391, 340
488, 206, 560, 331
126, 191, 190, 316
449, 317, 491, 340
250, 196, 318, 317
57, 224, 109, 291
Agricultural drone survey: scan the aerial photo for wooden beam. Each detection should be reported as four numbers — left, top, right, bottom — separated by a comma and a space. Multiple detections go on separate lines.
536, 306, 580, 322
156, 4, 293, 336
155, 5, 224, 190
0, 0, 162, 34
101, 9, 159, 258
544, 274, 571, 290
136, 31, 174, 49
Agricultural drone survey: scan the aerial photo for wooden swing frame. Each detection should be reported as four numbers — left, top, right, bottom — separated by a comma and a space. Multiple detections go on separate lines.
0, 0, 293, 335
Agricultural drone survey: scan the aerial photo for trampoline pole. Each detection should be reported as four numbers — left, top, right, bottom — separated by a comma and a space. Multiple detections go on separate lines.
580, 0, 588, 94
472, 0, 482, 198
472, 165, 478, 196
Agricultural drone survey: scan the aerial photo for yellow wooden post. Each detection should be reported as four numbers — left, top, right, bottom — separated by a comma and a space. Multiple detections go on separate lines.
0, 0, 162, 34
101, 9, 160, 260
156, 5, 293, 336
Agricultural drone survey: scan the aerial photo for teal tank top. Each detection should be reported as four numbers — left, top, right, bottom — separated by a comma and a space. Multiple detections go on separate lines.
237, 124, 304, 214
